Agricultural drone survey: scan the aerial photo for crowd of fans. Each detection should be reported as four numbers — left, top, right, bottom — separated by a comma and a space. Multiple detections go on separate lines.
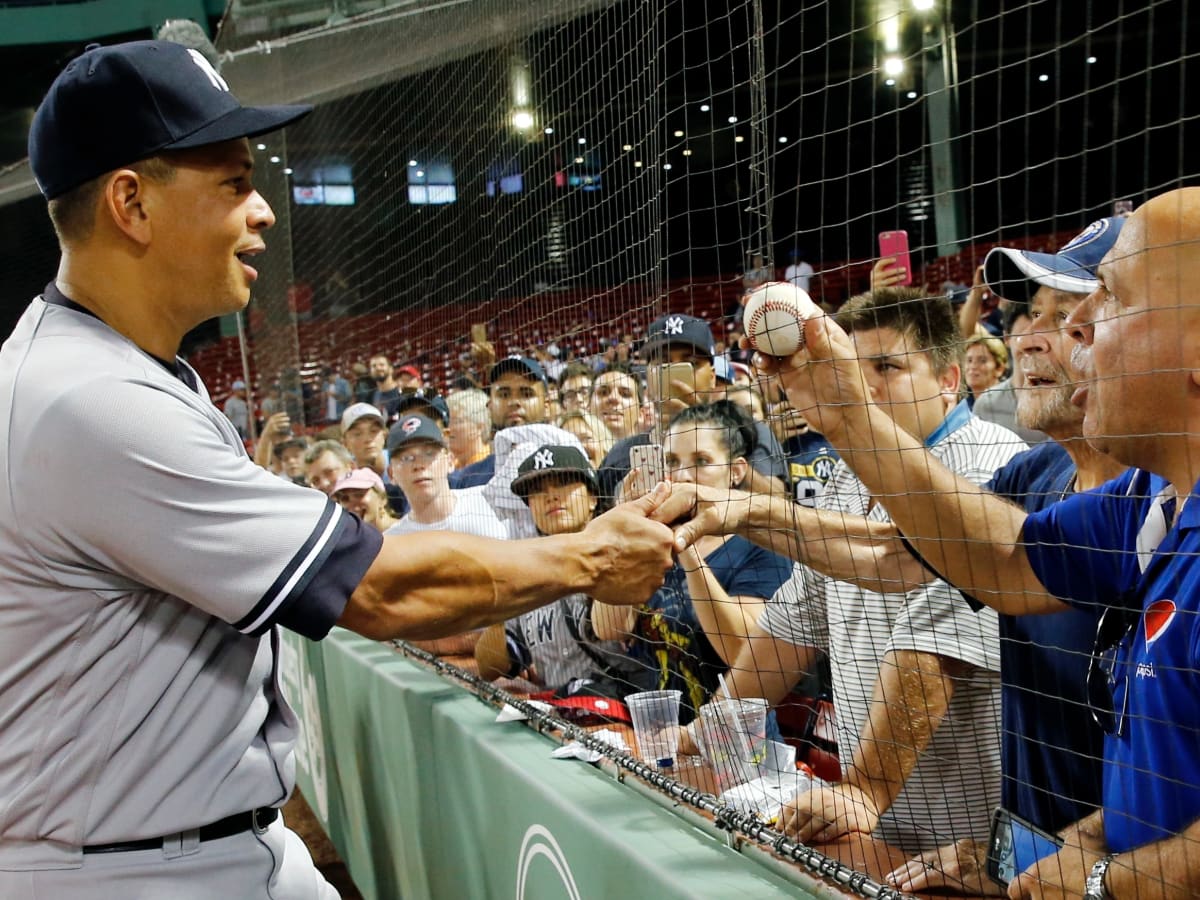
225, 200, 1199, 897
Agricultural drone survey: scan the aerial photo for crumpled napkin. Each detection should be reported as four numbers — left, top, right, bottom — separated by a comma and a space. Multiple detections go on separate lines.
495, 700, 554, 723
551, 728, 630, 762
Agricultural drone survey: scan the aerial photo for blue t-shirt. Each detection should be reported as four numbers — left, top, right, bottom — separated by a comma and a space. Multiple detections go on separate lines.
985, 441, 1105, 831
628, 536, 794, 722
1023, 467, 1200, 854
449, 453, 495, 489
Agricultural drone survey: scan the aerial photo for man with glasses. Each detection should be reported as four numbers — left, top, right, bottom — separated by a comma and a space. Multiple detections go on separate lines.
754, 191, 1200, 899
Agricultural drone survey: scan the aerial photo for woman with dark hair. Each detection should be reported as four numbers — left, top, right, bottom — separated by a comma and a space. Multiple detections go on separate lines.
595, 401, 793, 721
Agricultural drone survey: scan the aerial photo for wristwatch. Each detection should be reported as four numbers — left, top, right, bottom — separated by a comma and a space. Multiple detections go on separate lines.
1084, 853, 1115, 900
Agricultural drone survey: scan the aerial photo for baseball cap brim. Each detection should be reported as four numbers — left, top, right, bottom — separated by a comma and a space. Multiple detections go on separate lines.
163, 103, 312, 151
511, 466, 598, 501
984, 247, 1100, 302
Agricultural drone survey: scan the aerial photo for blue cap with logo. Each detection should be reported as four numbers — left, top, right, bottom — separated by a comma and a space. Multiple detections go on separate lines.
984, 217, 1125, 302
510, 444, 598, 503
29, 40, 311, 200
386, 414, 447, 453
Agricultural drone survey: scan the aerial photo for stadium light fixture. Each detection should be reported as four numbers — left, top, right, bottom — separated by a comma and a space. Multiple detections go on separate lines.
1038, 73, 1049, 82
269, 156, 281, 163
885, 78, 896, 86
1087, 56, 1098, 64
511, 109, 534, 130
734, 135, 745, 143
673, 129, 684, 137
408, 160, 418, 167
622, 143, 633, 151
906, 91, 918, 99
634, 160, 643, 167
256, 143, 267, 151
415, 170, 424, 177
778, 136, 788, 143
727, 115, 738, 124
574, 157, 584, 164
283, 167, 293, 175
883, 56, 904, 77
578, 137, 587, 144
912, 0, 935, 10
663, 163, 672, 170
543, 126, 554, 134
700, 103, 710, 112
682, 149, 693, 156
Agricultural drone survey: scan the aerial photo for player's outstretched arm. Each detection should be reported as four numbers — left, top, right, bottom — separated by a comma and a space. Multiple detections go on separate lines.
760, 315, 1060, 616
339, 485, 677, 641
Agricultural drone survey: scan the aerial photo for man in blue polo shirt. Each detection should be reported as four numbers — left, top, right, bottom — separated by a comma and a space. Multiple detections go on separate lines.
754, 190, 1200, 899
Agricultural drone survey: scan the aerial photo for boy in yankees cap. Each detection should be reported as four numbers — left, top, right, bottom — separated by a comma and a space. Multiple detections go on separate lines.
0, 40, 675, 898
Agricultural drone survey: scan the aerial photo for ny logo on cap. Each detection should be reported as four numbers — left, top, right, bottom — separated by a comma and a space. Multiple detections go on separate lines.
533, 449, 556, 470
401, 416, 422, 434
664, 316, 684, 335
186, 49, 229, 91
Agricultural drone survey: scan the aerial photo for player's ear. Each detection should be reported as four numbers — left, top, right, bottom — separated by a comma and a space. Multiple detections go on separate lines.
102, 169, 153, 246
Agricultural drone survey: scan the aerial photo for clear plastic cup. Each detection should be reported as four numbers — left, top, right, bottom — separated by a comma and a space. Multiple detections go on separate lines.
626, 690, 683, 768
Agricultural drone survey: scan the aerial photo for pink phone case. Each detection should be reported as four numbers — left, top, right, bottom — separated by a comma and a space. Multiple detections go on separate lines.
878, 230, 913, 286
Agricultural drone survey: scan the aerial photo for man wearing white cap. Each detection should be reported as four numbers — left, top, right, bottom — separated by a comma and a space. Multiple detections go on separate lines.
223, 378, 249, 439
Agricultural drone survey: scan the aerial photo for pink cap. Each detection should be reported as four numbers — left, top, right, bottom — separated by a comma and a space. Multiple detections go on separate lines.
332, 467, 384, 496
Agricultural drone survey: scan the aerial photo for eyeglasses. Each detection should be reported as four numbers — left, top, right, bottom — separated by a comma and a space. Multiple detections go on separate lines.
1086, 605, 1137, 736
396, 446, 444, 465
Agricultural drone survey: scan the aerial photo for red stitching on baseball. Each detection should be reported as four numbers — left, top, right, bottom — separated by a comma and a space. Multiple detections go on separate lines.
747, 297, 808, 351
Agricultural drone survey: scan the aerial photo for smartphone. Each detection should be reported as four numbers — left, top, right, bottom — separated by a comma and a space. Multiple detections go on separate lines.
650, 362, 696, 405
628, 443, 666, 497
985, 806, 1065, 888
878, 230, 913, 286
471, 322, 489, 344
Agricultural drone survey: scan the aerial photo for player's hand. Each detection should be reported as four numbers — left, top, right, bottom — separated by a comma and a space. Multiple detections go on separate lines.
649, 482, 752, 553
583, 483, 676, 606
1006, 843, 1105, 900
871, 256, 907, 290
778, 783, 881, 845
741, 313, 870, 442
887, 839, 1006, 896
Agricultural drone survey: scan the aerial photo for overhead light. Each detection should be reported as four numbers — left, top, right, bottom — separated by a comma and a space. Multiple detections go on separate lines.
700, 103, 710, 112
511, 109, 534, 130
778, 136, 788, 143
283, 167, 293, 175
727, 115, 738, 124
622, 143, 633, 151
577, 137, 587, 144
408, 160, 418, 167
885, 78, 896, 86
256, 143, 267, 151
574, 157, 584, 164
269, 156, 281, 163
906, 91, 918, 99
673, 130, 684, 138
543, 126, 554, 134
415, 170, 424, 177
634, 160, 643, 168
734, 135, 745, 143
663, 163, 672, 170
1038, 73, 1049, 82
682, 149, 693, 156
1086, 56, 1098, 64
883, 56, 904, 76
912, 0, 934, 10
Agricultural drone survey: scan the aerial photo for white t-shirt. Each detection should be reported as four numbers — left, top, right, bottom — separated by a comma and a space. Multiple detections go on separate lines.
784, 261, 814, 293
760, 412, 1026, 853
385, 486, 509, 539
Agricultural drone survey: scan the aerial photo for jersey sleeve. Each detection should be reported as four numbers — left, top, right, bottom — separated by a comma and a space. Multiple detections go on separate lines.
21, 378, 382, 639
758, 563, 830, 649
885, 578, 1002, 672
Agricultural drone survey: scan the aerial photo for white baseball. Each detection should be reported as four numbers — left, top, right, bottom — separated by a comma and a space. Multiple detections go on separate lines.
742, 281, 821, 357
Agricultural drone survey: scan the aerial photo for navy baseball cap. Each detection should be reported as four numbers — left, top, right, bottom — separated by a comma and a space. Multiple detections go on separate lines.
984, 217, 1125, 302
387, 414, 447, 453
29, 40, 311, 200
395, 389, 450, 426
489, 356, 548, 387
510, 445, 599, 503
641, 314, 715, 359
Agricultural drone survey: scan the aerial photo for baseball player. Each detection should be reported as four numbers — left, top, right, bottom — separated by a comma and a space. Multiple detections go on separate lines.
0, 41, 674, 899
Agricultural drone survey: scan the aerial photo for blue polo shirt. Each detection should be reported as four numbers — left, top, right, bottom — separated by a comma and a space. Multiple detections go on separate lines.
1023, 467, 1199, 854
985, 441, 1105, 831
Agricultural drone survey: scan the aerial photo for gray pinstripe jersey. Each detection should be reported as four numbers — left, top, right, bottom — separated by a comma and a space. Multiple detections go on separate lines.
760, 412, 1026, 853
0, 299, 362, 868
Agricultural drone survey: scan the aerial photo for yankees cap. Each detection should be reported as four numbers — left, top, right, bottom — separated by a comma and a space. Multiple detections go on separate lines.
510, 444, 599, 502
641, 313, 715, 359
386, 414, 447, 453
984, 216, 1125, 302
29, 40, 311, 200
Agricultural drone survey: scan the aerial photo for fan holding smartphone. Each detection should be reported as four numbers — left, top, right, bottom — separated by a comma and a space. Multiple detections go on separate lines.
874, 230, 914, 289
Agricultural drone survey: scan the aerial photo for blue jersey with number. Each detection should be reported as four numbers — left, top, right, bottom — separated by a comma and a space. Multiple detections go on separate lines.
1023, 468, 1200, 854
985, 442, 1105, 831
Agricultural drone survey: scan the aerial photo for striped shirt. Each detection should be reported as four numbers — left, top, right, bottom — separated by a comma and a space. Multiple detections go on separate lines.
760, 410, 1026, 853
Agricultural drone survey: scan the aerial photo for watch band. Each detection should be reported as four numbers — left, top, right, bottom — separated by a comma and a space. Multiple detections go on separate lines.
1084, 853, 1115, 900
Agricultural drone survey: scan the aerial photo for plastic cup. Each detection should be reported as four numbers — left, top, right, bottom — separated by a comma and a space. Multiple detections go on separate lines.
626, 690, 682, 768
734, 698, 769, 778
696, 700, 755, 790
